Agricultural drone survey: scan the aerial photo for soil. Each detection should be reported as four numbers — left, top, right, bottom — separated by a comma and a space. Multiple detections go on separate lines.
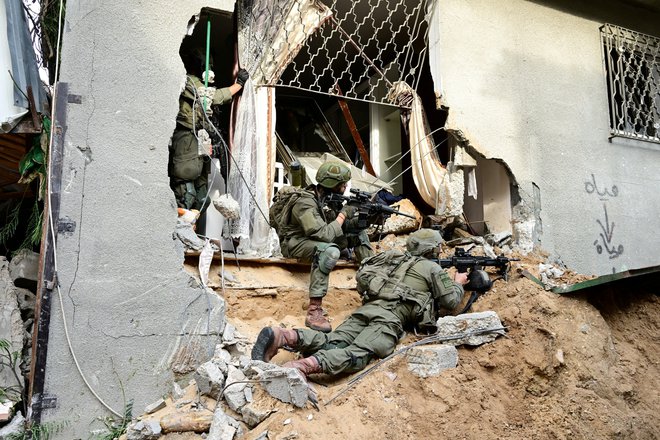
182, 245, 660, 440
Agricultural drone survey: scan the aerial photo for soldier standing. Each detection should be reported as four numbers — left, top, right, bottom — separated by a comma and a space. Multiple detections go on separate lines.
252, 229, 468, 376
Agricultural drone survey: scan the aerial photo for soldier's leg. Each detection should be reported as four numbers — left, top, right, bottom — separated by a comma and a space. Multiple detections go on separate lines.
193, 158, 211, 212
345, 230, 374, 263
313, 305, 402, 375
171, 179, 196, 210
296, 311, 368, 355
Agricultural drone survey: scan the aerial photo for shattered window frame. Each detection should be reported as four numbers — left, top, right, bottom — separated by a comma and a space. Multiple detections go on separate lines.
601, 23, 660, 144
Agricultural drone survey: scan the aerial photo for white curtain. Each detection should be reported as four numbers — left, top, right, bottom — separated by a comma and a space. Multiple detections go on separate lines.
228, 0, 332, 256
388, 81, 448, 211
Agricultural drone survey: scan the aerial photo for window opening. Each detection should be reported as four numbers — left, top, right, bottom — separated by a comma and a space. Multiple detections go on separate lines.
601, 23, 660, 144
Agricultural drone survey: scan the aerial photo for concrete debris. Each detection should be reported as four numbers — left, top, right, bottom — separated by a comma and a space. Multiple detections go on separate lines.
212, 194, 240, 220
0, 258, 24, 390
207, 407, 241, 440
373, 199, 421, 235
219, 269, 237, 283
14, 287, 35, 319
126, 419, 162, 440
245, 361, 309, 408
144, 398, 166, 415
254, 431, 269, 440
436, 311, 505, 346
485, 232, 512, 247
194, 360, 226, 399
0, 401, 15, 422
7, 249, 39, 290
277, 431, 299, 440
407, 345, 459, 378
445, 238, 497, 258
241, 400, 277, 428
0, 411, 24, 438
223, 365, 249, 412
212, 346, 232, 371
283, 418, 291, 425
172, 382, 185, 400
538, 263, 566, 290
174, 220, 206, 251
222, 323, 236, 344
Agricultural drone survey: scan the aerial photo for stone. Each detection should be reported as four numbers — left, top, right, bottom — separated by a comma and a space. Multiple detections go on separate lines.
0, 411, 25, 438
248, 361, 308, 408
7, 250, 39, 290
223, 366, 248, 412
372, 199, 420, 235
174, 220, 206, 251
126, 419, 161, 440
241, 401, 276, 428
160, 410, 213, 433
436, 311, 505, 346
254, 431, 269, 440
222, 324, 236, 344
14, 287, 36, 317
195, 361, 226, 399
144, 398, 166, 414
207, 407, 241, 440
407, 345, 459, 378
172, 382, 185, 400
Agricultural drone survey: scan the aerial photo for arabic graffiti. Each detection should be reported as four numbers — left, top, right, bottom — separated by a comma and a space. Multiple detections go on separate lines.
584, 174, 618, 199
593, 203, 624, 259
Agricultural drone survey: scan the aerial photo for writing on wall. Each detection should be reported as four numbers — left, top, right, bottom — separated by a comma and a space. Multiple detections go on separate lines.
584, 174, 623, 272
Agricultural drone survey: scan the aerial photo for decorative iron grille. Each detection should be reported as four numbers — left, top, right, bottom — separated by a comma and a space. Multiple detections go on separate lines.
601, 24, 660, 143
238, 0, 436, 108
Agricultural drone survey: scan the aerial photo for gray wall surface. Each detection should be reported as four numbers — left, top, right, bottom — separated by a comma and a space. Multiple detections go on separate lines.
430, 0, 660, 275
40, 1, 233, 438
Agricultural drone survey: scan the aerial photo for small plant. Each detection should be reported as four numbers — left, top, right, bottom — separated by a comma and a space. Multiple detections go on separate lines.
0, 339, 24, 408
6, 420, 69, 440
95, 400, 134, 440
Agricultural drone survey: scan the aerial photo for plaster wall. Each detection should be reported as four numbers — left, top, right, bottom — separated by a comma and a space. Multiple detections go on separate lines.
40, 1, 233, 437
429, 0, 660, 275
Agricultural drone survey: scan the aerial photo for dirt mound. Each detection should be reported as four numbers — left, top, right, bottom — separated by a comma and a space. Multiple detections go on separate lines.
223, 256, 659, 440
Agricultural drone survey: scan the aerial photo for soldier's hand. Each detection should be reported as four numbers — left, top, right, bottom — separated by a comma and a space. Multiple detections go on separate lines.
340, 204, 359, 219
454, 272, 469, 285
237, 68, 250, 87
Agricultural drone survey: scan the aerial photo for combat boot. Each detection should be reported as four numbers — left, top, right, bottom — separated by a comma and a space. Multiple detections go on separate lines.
251, 327, 299, 362
283, 356, 323, 377
305, 298, 332, 333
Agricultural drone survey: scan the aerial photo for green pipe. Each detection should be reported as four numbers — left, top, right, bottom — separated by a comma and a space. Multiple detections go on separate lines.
204, 18, 211, 111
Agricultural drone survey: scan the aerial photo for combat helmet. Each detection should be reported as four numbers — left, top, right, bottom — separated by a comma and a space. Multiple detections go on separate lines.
406, 229, 443, 257
316, 161, 351, 189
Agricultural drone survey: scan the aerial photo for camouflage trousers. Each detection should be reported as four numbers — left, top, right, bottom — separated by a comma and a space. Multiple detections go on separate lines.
169, 128, 210, 211
296, 303, 403, 375
282, 230, 373, 299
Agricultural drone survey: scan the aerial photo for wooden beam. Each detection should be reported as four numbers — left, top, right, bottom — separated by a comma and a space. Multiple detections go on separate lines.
334, 85, 377, 176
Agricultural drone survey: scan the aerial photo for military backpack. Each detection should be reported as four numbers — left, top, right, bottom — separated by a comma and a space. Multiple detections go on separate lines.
356, 250, 423, 303
269, 185, 305, 237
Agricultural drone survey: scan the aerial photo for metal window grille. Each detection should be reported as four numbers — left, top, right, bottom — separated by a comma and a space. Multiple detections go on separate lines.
601, 24, 660, 144
238, 0, 436, 108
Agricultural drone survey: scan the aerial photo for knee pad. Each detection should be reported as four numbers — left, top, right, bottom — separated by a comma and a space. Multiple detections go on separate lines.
314, 244, 340, 275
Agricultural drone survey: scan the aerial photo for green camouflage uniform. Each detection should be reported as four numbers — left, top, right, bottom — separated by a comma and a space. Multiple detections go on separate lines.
296, 253, 463, 374
169, 75, 233, 210
279, 185, 374, 298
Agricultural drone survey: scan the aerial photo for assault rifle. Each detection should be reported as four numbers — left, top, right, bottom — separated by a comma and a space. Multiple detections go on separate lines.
325, 188, 416, 229
432, 247, 519, 290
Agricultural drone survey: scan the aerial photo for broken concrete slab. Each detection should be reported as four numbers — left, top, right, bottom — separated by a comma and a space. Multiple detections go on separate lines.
144, 398, 166, 415
407, 345, 459, 378
436, 311, 505, 346
126, 419, 162, 440
223, 365, 249, 412
207, 407, 241, 440
0, 411, 24, 438
174, 220, 206, 251
241, 400, 276, 428
245, 361, 308, 408
8, 250, 39, 291
194, 361, 226, 399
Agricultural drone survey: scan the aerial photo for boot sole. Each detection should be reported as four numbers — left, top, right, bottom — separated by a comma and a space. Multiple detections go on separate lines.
251, 327, 275, 361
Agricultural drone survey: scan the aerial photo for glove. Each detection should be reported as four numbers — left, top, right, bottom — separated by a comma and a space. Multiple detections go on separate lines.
237, 68, 249, 87
340, 205, 359, 219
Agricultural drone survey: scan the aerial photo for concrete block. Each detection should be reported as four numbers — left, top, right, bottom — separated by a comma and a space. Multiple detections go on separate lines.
8, 250, 39, 290
436, 311, 505, 346
407, 345, 459, 378
195, 360, 226, 399
207, 407, 240, 440
223, 366, 248, 412
241, 400, 276, 428
257, 365, 308, 408
126, 419, 161, 440
174, 220, 205, 251
144, 398, 166, 414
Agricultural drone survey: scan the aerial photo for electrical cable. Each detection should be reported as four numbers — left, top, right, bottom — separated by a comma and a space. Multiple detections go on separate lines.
44, 0, 122, 418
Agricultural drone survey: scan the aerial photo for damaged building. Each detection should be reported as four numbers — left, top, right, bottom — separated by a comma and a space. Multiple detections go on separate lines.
0, 0, 658, 438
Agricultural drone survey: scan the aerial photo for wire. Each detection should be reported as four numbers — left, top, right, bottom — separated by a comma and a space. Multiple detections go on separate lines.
44, 0, 122, 418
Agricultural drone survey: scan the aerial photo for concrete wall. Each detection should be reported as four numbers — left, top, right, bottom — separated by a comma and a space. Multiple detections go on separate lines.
429, 0, 660, 275
40, 1, 233, 437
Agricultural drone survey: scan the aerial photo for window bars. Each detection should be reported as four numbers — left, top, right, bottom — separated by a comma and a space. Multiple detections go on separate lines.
601, 24, 660, 144
238, 0, 436, 109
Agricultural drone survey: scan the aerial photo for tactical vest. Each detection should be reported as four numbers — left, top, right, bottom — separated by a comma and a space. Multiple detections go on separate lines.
356, 250, 426, 304
269, 186, 307, 238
